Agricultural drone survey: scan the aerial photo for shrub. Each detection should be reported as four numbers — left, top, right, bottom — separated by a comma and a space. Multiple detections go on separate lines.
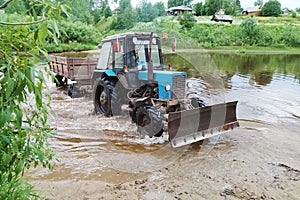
179, 12, 196, 30
236, 18, 260, 45
57, 21, 101, 44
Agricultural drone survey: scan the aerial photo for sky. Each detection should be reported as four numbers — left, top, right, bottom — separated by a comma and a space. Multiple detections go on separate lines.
130, 0, 299, 10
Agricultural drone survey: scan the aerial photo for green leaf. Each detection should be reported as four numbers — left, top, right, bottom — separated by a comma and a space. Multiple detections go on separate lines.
31, 52, 45, 63
2, 152, 11, 165
53, 20, 60, 37
32, 8, 38, 21
15, 109, 23, 130
1, 135, 10, 144
6, 77, 15, 98
38, 23, 48, 44
34, 29, 39, 42
36, 149, 44, 163
10, 81, 26, 100
15, 160, 24, 175
0, 110, 8, 127
37, 47, 50, 62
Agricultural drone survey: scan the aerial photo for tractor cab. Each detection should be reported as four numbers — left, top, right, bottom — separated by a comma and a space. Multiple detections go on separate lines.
96, 32, 163, 74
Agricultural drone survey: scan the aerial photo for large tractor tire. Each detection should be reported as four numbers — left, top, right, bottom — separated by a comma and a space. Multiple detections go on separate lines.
136, 105, 164, 137
93, 77, 114, 116
93, 77, 121, 116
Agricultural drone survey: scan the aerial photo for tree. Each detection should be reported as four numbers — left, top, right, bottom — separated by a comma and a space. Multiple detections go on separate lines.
194, 2, 204, 16
254, 0, 263, 6
0, 0, 64, 198
1, 0, 26, 14
111, 0, 137, 30
58, 0, 94, 24
168, 0, 193, 8
237, 18, 259, 45
137, 0, 156, 22
179, 11, 195, 30
261, 0, 281, 17
223, 0, 242, 15
204, 0, 222, 15
153, 1, 166, 17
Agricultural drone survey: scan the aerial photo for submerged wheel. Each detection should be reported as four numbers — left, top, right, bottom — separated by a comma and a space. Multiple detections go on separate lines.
191, 97, 206, 108
93, 77, 121, 116
136, 106, 164, 137
93, 77, 114, 116
55, 75, 67, 87
67, 85, 84, 98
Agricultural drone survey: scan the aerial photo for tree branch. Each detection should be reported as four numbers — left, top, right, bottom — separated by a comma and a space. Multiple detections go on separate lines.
0, 0, 14, 9
0, 18, 48, 26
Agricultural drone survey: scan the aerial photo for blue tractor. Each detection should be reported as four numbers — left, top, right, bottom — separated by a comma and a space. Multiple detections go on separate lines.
91, 32, 239, 147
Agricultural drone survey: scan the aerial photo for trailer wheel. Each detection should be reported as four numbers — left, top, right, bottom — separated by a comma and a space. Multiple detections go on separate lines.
93, 78, 114, 116
55, 75, 67, 87
136, 106, 164, 137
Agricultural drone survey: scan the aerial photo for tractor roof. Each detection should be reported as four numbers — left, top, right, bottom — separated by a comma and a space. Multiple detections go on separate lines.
102, 32, 159, 42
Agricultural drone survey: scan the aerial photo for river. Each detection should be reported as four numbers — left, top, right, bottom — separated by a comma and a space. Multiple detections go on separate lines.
27, 52, 300, 200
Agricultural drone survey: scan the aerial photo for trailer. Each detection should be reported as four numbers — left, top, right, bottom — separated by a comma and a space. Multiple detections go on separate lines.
49, 55, 98, 96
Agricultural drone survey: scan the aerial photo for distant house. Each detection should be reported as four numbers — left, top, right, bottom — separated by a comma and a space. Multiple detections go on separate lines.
242, 6, 262, 16
166, 5, 194, 16
211, 14, 233, 24
282, 8, 292, 15
211, 10, 233, 24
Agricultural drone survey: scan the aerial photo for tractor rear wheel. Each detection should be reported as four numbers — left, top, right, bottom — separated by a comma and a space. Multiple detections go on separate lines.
93, 78, 113, 116
136, 106, 164, 137
93, 77, 121, 116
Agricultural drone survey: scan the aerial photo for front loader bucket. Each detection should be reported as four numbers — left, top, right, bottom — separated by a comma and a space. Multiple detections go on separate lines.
168, 101, 239, 148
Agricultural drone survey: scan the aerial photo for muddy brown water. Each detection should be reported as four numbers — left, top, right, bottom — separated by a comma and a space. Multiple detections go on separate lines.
27, 52, 300, 199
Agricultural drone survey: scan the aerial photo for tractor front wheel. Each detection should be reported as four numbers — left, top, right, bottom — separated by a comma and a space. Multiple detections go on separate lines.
136, 106, 164, 137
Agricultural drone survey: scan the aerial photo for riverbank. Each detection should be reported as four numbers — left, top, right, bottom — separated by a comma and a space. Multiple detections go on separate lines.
55, 47, 300, 56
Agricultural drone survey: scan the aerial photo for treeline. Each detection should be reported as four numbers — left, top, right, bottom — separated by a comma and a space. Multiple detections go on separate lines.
1, 0, 299, 52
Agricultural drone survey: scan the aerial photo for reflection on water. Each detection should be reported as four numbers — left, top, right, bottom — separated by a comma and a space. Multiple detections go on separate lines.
164, 53, 300, 85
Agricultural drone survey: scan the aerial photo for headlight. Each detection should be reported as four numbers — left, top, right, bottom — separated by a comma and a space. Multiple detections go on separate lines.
187, 82, 193, 88
165, 84, 171, 91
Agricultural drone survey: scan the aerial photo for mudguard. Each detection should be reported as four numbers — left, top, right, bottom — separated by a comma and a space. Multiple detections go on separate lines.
91, 70, 116, 85
168, 101, 239, 148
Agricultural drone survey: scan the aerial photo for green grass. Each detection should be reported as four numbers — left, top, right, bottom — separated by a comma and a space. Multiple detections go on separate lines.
45, 42, 98, 53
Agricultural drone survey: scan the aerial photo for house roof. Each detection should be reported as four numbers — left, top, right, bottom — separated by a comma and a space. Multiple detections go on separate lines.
212, 14, 233, 21
167, 5, 193, 12
243, 6, 261, 12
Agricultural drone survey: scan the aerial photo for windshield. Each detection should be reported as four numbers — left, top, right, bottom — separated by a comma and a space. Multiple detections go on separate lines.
130, 37, 162, 70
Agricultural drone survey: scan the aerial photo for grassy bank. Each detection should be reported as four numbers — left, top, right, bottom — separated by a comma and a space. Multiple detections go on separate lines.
44, 16, 300, 53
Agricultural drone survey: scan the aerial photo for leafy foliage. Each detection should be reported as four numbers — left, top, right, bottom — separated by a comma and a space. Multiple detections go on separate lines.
237, 18, 260, 45
179, 12, 196, 30
167, 0, 193, 8
0, 0, 65, 198
1, 0, 26, 14
58, 21, 101, 44
254, 0, 264, 6
153, 2, 166, 17
262, 0, 281, 17
204, 0, 222, 15
194, 2, 204, 16
111, 0, 137, 30
137, 0, 157, 23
